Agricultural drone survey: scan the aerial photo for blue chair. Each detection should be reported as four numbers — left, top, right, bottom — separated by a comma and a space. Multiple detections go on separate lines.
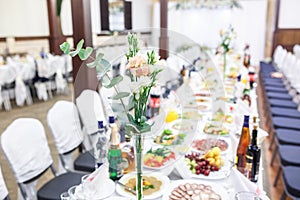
281, 166, 300, 200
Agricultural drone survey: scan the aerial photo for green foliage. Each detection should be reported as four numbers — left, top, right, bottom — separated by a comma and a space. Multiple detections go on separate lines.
147, 50, 156, 65
78, 47, 93, 60
70, 39, 84, 57
113, 92, 130, 100
104, 75, 123, 89
56, 0, 63, 16
126, 33, 139, 61
60, 42, 70, 54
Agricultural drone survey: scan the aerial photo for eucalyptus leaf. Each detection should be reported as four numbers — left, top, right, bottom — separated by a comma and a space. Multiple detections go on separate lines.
60, 42, 70, 54
87, 61, 96, 68
101, 75, 110, 86
95, 58, 111, 78
78, 47, 93, 60
70, 39, 84, 57
96, 52, 104, 62
127, 95, 134, 111
112, 92, 130, 100
104, 75, 123, 88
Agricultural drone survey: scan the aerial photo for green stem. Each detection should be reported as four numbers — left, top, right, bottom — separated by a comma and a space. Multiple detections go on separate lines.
135, 133, 143, 200
223, 53, 227, 79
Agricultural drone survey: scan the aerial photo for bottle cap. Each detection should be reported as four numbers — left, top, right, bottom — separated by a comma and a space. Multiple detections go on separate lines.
98, 121, 104, 129
244, 115, 250, 122
109, 116, 115, 124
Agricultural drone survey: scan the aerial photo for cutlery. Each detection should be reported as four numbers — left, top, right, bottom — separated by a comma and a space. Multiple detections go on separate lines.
115, 181, 137, 195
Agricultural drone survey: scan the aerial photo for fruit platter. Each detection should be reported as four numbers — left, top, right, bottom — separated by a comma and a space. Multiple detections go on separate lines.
180, 147, 232, 180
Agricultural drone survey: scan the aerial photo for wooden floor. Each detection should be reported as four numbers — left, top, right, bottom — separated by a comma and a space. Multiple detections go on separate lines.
0, 81, 293, 200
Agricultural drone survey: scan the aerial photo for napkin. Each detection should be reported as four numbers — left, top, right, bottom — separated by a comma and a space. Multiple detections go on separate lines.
87, 163, 109, 184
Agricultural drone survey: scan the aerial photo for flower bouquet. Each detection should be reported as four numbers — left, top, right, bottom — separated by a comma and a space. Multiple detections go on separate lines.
60, 33, 162, 200
216, 25, 236, 79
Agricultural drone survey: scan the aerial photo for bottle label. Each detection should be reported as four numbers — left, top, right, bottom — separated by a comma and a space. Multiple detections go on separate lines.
149, 96, 161, 108
109, 153, 123, 180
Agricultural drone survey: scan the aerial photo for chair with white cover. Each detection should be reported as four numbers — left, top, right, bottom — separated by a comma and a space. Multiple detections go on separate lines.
47, 101, 84, 173
75, 90, 108, 172
1, 118, 84, 200
0, 166, 10, 200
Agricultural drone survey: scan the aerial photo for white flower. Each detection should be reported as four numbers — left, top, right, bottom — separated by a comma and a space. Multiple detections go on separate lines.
129, 76, 151, 94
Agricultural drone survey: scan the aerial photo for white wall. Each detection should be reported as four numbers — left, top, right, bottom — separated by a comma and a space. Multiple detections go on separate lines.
132, 0, 152, 30
0, 0, 49, 37
278, 0, 300, 28
153, 0, 268, 65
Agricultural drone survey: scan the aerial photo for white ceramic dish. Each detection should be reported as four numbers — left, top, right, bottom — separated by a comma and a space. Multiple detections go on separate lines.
116, 172, 170, 199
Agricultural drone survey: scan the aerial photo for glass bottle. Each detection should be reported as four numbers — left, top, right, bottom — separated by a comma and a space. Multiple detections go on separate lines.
242, 88, 251, 106
121, 135, 135, 174
236, 115, 250, 176
108, 124, 123, 181
246, 124, 261, 182
95, 121, 108, 168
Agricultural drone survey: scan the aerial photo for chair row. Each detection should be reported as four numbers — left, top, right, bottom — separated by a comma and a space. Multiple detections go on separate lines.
260, 45, 300, 200
0, 54, 72, 111
0, 88, 115, 199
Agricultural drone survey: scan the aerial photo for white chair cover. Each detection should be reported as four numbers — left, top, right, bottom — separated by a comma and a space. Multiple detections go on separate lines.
55, 68, 67, 94
34, 82, 48, 101
0, 167, 8, 200
15, 75, 27, 106
47, 101, 83, 154
76, 89, 107, 135
1, 118, 53, 183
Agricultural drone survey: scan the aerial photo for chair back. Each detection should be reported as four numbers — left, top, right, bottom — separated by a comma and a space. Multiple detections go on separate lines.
47, 101, 83, 154
1, 118, 53, 183
76, 89, 107, 135
0, 167, 8, 200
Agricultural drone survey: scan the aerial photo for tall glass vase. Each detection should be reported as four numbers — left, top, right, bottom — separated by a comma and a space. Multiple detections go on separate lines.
223, 53, 227, 80
133, 132, 144, 200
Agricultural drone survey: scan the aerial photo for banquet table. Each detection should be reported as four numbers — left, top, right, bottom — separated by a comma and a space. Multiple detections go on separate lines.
67, 71, 270, 200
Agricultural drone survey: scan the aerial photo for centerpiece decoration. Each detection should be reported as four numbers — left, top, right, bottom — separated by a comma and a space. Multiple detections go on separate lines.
216, 25, 236, 79
60, 33, 162, 200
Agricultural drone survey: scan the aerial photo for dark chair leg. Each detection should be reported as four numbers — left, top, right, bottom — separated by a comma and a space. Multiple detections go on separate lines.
269, 130, 276, 150
280, 190, 287, 200
4, 195, 11, 200
273, 167, 282, 187
270, 145, 278, 167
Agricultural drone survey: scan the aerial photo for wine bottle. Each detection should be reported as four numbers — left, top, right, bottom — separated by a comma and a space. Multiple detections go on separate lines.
108, 124, 123, 181
95, 121, 108, 168
236, 115, 250, 176
246, 124, 261, 182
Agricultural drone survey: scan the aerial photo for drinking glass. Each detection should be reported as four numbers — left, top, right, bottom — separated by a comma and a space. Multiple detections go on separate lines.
81, 174, 96, 198
60, 191, 70, 200
235, 191, 262, 200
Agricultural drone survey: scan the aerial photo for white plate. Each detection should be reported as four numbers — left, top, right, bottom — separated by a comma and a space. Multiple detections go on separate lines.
190, 135, 231, 155
176, 157, 232, 180
116, 172, 170, 199
74, 179, 115, 200
162, 179, 230, 200
143, 147, 177, 170
167, 119, 197, 133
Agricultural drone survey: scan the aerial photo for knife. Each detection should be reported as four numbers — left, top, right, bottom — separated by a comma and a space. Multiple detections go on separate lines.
115, 181, 137, 195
